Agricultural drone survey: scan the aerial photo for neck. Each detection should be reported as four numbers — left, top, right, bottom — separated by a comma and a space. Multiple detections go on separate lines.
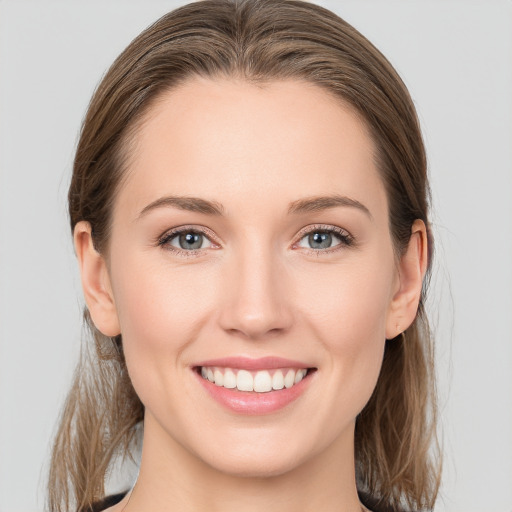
124, 414, 364, 512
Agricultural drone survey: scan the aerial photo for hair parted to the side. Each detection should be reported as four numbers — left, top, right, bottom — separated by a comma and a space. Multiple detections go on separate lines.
48, 1, 441, 511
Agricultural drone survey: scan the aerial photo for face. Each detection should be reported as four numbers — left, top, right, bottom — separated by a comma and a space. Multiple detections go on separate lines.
83, 77, 408, 477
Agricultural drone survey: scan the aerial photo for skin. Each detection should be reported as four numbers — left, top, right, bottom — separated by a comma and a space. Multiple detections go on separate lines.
74, 77, 427, 512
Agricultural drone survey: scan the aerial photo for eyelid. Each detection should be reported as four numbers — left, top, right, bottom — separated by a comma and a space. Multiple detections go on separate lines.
291, 224, 354, 252
157, 225, 221, 255
156, 223, 354, 257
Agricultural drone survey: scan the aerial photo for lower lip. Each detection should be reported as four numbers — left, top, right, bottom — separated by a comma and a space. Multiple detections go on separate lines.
194, 369, 314, 415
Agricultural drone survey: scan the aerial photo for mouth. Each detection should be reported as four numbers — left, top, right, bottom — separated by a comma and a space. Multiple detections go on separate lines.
192, 357, 317, 414
195, 366, 315, 393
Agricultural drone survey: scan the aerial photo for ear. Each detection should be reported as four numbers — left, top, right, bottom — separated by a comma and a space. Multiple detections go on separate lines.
385, 219, 428, 339
74, 221, 121, 337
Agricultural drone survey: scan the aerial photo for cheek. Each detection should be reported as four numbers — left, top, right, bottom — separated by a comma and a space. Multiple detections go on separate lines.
108, 254, 218, 401
296, 255, 394, 341
112, 253, 213, 341
293, 255, 394, 408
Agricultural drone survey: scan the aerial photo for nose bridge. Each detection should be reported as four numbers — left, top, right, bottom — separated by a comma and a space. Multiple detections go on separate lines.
219, 234, 292, 339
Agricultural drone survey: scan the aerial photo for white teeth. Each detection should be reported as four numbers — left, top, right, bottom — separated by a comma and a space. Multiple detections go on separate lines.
294, 368, 307, 384
223, 369, 237, 389
200, 366, 309, 392
236, 369, 254, 391
253, 371, 272, 392
272, 370, 284, 390
214, 369, 224, 387
284, 369, 295, 388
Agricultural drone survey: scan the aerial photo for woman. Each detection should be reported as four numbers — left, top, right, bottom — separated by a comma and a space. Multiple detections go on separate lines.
48, 1, 440, 511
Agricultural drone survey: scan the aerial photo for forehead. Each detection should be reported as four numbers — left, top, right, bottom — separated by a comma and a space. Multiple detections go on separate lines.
118, 77, 387, 219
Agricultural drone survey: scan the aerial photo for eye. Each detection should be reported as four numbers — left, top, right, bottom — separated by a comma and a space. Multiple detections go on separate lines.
158, 227, 215, 253
299, 231, 339, 250
296, 225, 353, 251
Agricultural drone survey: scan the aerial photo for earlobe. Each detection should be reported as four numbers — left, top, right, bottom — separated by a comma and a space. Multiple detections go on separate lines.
385, 219, 428, 339
74, 221, 121, 337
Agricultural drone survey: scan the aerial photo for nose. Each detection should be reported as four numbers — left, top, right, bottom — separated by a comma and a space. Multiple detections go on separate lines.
218, 243, 294, 340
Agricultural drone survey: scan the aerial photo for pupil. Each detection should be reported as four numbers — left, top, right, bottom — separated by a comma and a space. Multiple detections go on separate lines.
309, 232, 331, 249
179, 232, 202, 249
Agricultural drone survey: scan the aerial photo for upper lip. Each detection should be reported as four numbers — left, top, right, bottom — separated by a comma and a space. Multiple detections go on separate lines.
194, 356, 314, 371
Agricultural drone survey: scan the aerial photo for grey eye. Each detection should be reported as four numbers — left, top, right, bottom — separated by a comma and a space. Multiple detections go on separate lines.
298, 231, 342, 250
169, 231, 213, 250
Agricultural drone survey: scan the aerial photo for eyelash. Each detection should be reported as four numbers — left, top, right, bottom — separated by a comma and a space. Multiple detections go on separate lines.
157, 224, 354, 258
293, 224, 354, 254
157, 225, 219, 258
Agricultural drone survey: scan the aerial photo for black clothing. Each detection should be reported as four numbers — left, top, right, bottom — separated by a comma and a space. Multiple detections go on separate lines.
88, 490, 408, 512
87, 492, 127, 512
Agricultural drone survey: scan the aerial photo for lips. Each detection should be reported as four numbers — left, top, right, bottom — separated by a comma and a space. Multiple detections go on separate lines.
194, 356, 313, 371
192, 357, 316, 415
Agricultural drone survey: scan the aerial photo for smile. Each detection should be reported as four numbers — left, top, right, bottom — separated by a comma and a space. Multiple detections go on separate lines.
199, 366, 309, 393
193, 357, 316, 414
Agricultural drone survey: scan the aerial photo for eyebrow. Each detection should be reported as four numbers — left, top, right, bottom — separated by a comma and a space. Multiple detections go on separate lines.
287, 194, 372, 219
138, 196, 225, 217
138, 194, 371, 219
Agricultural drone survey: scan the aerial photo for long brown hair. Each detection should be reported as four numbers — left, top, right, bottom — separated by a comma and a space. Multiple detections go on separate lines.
48, 1, 441, 510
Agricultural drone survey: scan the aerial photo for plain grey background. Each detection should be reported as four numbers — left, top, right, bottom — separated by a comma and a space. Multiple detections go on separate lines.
1, 1, 511, 511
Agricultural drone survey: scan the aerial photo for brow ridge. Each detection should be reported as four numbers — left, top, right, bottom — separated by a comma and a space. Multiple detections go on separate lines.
138, 194, 371, 219
287, 194, 372, 218
139, 196, 225, 217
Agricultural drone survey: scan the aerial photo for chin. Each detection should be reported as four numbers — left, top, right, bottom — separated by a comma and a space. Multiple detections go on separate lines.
191, 428, 320, 479
205, 450, 305, 479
